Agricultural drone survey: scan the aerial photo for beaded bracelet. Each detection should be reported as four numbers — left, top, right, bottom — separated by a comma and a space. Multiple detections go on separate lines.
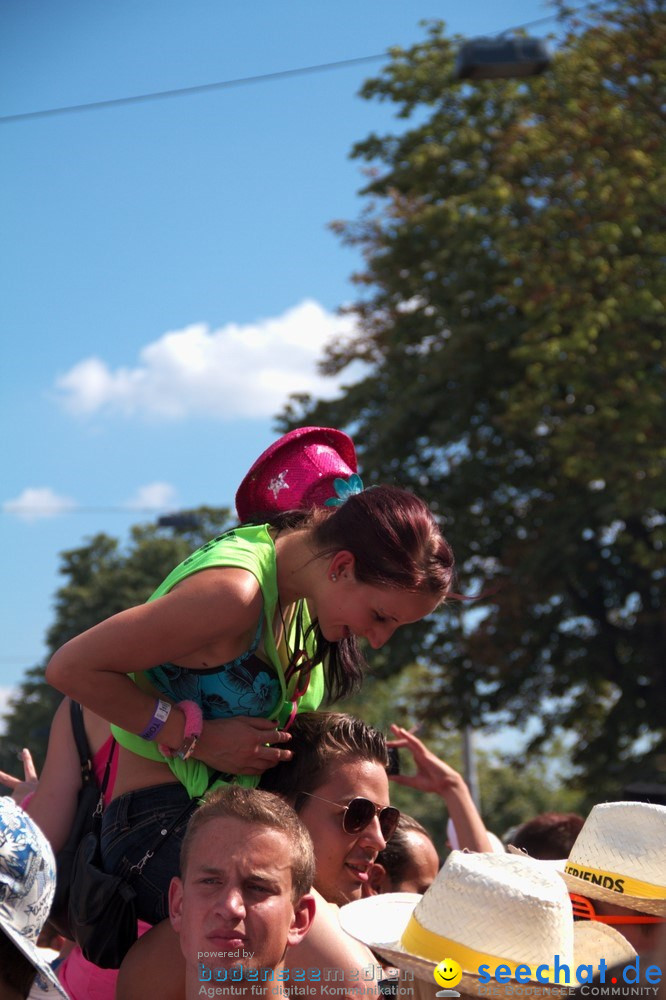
159, 700, 203, 761
139, 698, 172, 741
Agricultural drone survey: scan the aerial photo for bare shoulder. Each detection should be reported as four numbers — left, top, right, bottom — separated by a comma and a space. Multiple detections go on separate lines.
43, 697, 78, 758
170, 564, 262, 608
287, 889, 378, 981
23, 696, 82, 850
163, 566, 263, 635
116, 919, 183, 1000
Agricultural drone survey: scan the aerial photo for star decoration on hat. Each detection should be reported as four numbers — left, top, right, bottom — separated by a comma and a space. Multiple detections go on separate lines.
268, 470, 290, 499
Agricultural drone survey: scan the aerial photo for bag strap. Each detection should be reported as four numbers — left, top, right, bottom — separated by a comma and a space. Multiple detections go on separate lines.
69, 699, 94, 786
99, 738, 117, 796
70, 698, 118, 817
127, 769, 222, 881
92, 737, 118, 819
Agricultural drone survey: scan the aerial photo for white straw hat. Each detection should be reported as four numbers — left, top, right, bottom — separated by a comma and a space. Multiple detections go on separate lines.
0, 796, 69, 999
560, 801, 666, 916
339, 850, 635, 997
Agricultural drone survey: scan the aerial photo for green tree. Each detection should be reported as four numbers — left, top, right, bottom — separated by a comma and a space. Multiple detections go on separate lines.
285, 0, 666, 794
340, 667, 585, 848
0, 507, 231, 776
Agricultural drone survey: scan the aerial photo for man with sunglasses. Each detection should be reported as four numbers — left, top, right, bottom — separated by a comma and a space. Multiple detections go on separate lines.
293, 780, 399, 906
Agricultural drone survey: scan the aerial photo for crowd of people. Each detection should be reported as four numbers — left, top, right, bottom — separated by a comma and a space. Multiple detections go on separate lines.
1, 427, 664, 1000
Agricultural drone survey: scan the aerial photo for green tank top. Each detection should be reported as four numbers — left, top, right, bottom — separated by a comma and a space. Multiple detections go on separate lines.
111, 524, 324, 797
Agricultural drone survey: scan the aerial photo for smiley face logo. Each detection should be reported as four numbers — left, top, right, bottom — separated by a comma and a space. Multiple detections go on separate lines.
434, 958, 463, 990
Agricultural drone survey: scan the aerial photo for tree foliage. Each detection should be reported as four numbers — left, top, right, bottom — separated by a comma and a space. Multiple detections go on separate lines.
0, 507, 232, 776
339, 666, 585, 847
284, 0, 666, 793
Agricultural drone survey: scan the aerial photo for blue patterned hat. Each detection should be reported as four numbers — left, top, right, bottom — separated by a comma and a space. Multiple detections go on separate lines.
0, 796, 69, 998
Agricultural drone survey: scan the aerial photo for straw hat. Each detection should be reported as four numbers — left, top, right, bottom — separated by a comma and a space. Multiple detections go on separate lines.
235, 426, 357, 522
560, 801, 666, 917
0, 796, 69, 998
339, 850, 635, 998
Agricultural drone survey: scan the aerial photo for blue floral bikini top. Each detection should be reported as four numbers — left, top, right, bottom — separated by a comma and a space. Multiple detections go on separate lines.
144, 614, 282, 721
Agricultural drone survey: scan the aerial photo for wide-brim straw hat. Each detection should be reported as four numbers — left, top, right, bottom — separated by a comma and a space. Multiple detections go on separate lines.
558, 801, 666, 917
0, 797, 69, 999
339, 851, 635, 998
235, 426, 358, 522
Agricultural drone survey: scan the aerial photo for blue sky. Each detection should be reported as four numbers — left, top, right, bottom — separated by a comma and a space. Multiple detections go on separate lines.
1, 0, 556, 719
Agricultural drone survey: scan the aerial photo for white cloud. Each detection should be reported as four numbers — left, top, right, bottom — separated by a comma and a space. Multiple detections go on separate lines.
55, 300, 360, 421
3, 487, 77, 522
123, 482, 178, 510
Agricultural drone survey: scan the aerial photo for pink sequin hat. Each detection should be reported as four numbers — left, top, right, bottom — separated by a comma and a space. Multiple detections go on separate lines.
235, 426, 358, 522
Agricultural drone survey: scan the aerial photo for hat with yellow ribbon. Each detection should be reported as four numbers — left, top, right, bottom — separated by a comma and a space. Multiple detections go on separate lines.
339, 850, 635, 997
560, 801, 666, 917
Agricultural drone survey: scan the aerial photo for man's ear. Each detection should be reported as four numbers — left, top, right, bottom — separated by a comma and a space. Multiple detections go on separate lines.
287, 893, 317, 947
328, 551, 356, 581
168, 876, 184, 933
368, 862, 389, 893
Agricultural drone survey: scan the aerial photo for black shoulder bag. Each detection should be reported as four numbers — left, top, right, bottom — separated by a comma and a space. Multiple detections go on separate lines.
48, 700, 117, 938
68, 767, 221, 969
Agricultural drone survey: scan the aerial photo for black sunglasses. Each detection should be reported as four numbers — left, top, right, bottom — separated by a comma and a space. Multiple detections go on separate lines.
299, 791, 400, 841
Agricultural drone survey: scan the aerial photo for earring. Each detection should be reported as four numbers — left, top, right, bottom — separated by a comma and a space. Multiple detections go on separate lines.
330, 573, 337, 582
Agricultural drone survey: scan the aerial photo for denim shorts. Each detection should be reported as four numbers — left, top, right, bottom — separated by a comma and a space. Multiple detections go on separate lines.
101, 782, 194, 925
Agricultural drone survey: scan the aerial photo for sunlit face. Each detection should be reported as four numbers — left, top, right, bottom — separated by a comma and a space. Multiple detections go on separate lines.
314, 553, 439, 650
391, 831, 440, 894
169, 817, 311, 977
297, 759, 392, 906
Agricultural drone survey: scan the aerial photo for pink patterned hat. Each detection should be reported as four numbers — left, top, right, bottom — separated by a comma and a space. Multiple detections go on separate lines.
235, 426, 358, 522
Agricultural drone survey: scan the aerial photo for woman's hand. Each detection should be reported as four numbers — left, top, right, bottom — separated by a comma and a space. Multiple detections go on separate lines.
0, 748, 39, 805
195, 716, 292, 775
387, 724, 465, 796
388, 723, 493, 853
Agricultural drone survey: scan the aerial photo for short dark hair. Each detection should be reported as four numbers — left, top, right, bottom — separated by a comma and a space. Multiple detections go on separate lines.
259, 711, 389, 806
511, 812, 585, 860
180, 786, 315, 901
375, 814, 437, 889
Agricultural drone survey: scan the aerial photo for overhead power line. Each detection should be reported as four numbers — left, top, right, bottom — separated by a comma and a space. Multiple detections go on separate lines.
2, 506, 168, 514
0, 54, 388, 124
0, 656, 45, 664
0, 9, 574, 125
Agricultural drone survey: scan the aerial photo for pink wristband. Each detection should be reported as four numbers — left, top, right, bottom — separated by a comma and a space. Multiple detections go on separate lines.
158, 701, 203, 760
